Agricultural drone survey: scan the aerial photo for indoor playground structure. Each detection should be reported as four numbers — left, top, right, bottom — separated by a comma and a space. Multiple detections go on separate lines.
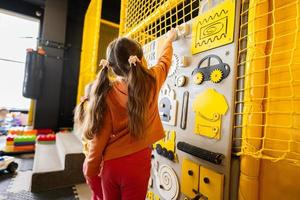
76, 0, 300, 200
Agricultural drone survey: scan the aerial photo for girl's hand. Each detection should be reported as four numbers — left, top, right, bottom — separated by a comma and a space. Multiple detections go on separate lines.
167, 28, 177, 42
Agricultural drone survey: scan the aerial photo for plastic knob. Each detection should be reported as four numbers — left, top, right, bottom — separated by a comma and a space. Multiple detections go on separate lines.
203, 177, 210, 184
176, 75, 187, 87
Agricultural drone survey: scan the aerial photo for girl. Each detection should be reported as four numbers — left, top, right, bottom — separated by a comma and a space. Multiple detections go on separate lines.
81, 29, 176, 200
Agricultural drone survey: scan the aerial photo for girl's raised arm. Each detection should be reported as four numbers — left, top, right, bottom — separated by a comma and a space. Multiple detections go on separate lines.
150, 28, 177, 90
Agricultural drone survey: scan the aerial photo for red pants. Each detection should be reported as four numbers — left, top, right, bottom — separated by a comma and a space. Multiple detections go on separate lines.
86, 147, 151, 200
84, 163, 103, 200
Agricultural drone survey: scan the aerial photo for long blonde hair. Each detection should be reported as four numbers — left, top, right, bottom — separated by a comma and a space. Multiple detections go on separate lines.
82, 37, 156, 140
74, 83, 92, 127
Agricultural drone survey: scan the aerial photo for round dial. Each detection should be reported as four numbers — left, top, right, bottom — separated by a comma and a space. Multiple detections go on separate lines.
155, 164, 179, 200
176, 75, 187, 87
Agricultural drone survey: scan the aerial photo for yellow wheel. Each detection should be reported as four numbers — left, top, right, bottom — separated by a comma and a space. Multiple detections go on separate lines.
210, 69, 223, 83
193, 72, 204, 85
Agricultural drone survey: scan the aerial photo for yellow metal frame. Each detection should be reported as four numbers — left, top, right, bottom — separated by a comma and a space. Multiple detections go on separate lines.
76, 0, 102, 103
119, 0, 127, 36
101, 19, 119, 29
76, 2, 120, 103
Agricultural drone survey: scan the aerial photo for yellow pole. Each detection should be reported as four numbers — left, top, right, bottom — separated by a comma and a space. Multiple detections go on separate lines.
239, 0, 269, 199
119, 0, 128, 36
76, 0, 102, 103
27, 100, 35, 126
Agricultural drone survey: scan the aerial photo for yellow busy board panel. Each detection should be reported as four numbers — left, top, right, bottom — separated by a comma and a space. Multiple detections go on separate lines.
192, 88, 228, 139
191, 0, 235, 54
154, 130, 177, 161
200, 166, 224, 200
181, 158, 200, 198
156, 130, 176, 153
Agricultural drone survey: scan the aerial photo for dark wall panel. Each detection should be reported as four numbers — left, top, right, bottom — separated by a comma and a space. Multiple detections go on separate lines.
34, 0, 68, 129
58, 0, 90, 127
102, 0, 120, 23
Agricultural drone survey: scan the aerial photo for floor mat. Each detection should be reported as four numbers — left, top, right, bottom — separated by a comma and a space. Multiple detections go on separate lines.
0, 172, 15, 193
7, 171, 32, 193
73, 184, 91, 200
1, 188, 77, 200
0, 171, 90, 200
18, 157, 34, 171
0, 151, 89, 199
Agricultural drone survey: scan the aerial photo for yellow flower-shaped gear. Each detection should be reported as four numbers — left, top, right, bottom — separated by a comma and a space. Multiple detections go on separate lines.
193, 72, 204, 85
210, 69, 223, 83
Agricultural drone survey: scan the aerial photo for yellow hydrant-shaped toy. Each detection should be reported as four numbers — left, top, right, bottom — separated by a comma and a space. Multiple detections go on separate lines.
192, 88, 228, 139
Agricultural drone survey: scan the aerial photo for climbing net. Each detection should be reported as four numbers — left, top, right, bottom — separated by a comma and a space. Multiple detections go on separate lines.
234, 0, 300, 165
119, 0, 201, 45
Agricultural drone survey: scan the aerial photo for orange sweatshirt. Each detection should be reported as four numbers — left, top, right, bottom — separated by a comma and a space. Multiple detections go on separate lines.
85, 40, 173, 177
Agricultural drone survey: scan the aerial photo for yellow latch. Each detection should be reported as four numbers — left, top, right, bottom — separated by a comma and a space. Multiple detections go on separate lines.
192, 88, 228, 139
